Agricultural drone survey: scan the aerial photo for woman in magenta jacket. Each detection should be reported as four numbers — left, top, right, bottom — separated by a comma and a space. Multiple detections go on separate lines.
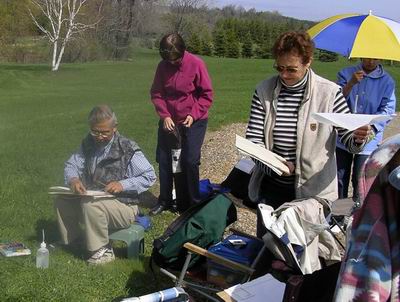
149, 33, 213, 215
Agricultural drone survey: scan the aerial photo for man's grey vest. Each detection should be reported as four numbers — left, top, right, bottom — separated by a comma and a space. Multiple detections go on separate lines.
81, 132, 140, 203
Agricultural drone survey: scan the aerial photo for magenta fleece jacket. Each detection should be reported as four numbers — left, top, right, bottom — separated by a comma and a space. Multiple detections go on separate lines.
150, 51, 213, 123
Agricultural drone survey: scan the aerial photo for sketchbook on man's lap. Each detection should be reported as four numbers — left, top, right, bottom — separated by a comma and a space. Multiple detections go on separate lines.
48, 186, 114, 198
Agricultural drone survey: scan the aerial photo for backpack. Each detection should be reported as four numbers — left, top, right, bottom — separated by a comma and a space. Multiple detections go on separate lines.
151, 194, 237, 271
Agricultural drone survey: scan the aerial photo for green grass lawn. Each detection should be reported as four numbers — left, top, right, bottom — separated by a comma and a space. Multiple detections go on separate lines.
0, 49, 399, 301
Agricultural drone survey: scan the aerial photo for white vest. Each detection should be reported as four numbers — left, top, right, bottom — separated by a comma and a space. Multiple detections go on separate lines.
249, 70, 340, 203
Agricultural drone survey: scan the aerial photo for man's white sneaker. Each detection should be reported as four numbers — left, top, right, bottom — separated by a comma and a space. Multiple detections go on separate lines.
87, 246, 115, 265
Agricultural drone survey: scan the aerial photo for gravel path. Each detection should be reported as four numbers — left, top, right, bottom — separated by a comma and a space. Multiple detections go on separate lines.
200, 122, 255, 235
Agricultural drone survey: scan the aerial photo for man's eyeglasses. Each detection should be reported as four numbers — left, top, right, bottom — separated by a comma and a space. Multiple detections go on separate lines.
90, 129, 113, 138
273, 63, 300, 74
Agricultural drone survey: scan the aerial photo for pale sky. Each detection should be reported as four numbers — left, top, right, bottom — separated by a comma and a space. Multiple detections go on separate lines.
213, 0, 400, 22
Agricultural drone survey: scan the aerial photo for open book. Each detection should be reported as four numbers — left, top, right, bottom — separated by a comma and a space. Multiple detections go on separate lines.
235, 135, 290, 176
48, 186, 114, 198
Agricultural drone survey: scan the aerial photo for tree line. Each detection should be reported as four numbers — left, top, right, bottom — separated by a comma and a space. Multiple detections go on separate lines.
187, 18, 311, 59
0, 0, 338, 69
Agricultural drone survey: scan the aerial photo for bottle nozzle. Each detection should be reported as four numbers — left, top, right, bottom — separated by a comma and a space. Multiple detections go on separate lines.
41, 229, 46, 248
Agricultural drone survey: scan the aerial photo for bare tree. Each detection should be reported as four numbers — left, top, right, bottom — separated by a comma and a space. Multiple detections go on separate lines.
29, 0, 97, 71
164, 0, 207, 35
95, 0, 159, 59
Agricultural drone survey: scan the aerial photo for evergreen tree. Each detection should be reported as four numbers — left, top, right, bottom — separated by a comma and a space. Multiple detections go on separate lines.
201, 38, 213, 56
213, 29, 227, 57
254, 44, 263, 59
254, 40, 271, 59
250, 20, 264, 45
263, 23, 274, 53
318, 49, 339, 62
270, 23, 284, 44
186, 32, 202, 54
225, 29, 240, 58
241, 31, 253, 58
235, 19, 245, 43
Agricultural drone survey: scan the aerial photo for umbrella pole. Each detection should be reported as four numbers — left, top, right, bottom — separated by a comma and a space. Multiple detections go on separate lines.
354, 94, 359, 114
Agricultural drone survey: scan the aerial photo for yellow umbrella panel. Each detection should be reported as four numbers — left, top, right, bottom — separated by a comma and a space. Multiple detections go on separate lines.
308, 13, 400, 61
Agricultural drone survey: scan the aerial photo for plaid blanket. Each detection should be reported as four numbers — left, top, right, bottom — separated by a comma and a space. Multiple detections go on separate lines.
334, 134, 400, 302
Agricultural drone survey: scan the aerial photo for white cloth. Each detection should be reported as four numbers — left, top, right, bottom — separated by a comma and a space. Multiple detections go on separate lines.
260, 198, 341, 274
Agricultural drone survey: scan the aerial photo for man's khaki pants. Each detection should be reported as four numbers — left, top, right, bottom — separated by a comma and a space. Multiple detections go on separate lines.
54, 196, 138, 252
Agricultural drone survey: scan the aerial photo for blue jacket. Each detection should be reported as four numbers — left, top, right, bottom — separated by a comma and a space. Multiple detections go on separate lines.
337, 63, 396, 155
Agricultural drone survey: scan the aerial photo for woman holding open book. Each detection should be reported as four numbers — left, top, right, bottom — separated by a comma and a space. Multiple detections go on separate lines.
245, 31, 373, 237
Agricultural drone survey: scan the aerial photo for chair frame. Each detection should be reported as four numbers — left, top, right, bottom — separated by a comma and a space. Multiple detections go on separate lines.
159, 229, 267, 302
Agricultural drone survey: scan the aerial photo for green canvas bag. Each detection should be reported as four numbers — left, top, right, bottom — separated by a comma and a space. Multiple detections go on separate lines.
151, 194, 237, 270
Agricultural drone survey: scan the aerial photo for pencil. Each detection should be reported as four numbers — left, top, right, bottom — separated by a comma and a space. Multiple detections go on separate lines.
96, 180, 107, 188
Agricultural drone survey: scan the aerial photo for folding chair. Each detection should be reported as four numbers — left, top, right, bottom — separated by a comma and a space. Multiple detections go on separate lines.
156, 197, 350, 302
159, 229, 268, 302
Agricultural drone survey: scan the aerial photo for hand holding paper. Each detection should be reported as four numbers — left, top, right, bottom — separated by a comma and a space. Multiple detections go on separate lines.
352, 124, 373, 143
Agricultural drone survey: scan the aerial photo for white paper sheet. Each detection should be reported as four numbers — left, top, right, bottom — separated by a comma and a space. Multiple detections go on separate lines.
312, 113, 395, 131
224, 274, 286, 302
234, 158, 255, 174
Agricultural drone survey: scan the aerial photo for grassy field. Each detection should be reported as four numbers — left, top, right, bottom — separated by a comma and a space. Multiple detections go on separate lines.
0, 49, 399, 301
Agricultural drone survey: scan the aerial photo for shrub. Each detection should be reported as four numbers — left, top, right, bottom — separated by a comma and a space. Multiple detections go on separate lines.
318, 50, 338, 62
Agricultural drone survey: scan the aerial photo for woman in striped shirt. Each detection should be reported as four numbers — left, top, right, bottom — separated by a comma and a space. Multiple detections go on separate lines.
245, 31, 373, 236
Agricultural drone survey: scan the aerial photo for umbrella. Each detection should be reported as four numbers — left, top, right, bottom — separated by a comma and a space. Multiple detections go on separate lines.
307, 12, 400, 61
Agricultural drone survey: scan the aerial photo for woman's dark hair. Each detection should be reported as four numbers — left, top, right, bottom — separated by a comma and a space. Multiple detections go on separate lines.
272, 31, 314, 64
159, 33, 186, 61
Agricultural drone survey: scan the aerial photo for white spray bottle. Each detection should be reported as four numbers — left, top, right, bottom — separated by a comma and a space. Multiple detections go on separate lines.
36, 229, 49, 269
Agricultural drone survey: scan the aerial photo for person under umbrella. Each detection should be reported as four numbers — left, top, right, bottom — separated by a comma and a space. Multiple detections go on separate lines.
336, 58, 396, 204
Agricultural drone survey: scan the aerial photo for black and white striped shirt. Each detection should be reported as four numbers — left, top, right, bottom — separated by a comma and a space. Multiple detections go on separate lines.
246, 71, 355, 185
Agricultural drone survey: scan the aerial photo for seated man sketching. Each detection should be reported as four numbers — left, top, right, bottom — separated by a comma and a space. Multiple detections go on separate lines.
54, 105, 156, 265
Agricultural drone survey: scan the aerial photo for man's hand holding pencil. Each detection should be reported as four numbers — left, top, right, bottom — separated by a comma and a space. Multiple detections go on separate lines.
69, 177, 86, 195
104, 181, 123, 194
69, 178, 124, 195
96, 180, 123, 194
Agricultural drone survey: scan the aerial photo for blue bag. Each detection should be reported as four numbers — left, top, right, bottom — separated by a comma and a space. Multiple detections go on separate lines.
199, 179, 230, 200
208, 234, 263, 265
